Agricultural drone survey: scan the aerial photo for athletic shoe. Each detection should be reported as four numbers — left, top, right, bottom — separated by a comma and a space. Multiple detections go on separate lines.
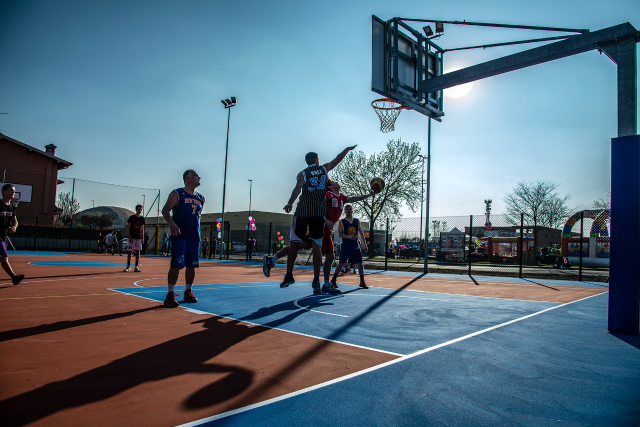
184, 289, 198, 303
262, 255, 275, 277
359, 279, 368, 289
164, 292, 180, 307
331, 281, 340, 292
312, 280, 321, 295
123, 267, 130, 272
280, 273, 295, 288
12, 274, 24, 286
330, 277, 338, 288
322, 284, 341, 295
134, 266, 141, 272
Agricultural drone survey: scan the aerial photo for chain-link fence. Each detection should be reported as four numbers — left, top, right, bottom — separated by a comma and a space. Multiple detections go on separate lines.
3, 167, 609, 282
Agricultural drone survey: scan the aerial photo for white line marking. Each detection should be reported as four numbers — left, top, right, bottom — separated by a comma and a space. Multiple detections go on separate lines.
293, 298, 349, 317
132, 278, 157, 287
349, 294, 448, 302
176, 292, 607, 426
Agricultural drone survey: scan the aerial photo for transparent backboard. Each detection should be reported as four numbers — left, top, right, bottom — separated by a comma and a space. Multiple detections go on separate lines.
372, 16, 444, 120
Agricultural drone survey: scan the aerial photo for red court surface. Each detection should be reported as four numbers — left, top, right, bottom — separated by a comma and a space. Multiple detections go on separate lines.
0, 253, 610, 426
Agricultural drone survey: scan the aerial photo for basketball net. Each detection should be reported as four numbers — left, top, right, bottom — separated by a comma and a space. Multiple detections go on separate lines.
371, 98, 406, 133
11, 198, 20, 208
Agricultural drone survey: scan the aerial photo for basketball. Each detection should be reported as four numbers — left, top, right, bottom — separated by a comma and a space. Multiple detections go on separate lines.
370, 177, 384, 194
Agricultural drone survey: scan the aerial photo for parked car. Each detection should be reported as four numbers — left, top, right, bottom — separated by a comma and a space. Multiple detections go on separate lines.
230, 242, 247, 253
121, 238, 128, 252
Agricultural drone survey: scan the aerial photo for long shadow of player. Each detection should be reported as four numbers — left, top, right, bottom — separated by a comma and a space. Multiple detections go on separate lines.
1, 315, 261, 426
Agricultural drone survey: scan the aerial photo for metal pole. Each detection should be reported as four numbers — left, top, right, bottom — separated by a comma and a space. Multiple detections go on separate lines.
248, 179, 252, 215
385, 218, 389, 271
220, 106, 232, 259
142, 195, 145, 215
268, 223, 272, 256
468, 215, 472, 275
34, 216, 38, 251
226, 221, 230, 260
418, 155, 425, 246
68, 178, 75, 252
423, 118, 432, 272
156, 189, 160, 255
579, 211, 584, 281
519, 213, 524, 278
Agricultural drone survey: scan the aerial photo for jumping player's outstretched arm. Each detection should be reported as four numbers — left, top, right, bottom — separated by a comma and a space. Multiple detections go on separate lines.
284, 172, 305, 213
346, 191, 374, 204
161, 190, 181, 236
323, 145, 357, 172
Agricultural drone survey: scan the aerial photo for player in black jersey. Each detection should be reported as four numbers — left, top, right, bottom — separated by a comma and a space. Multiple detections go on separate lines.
0, 185, 24, 285
279, 146, 356, 294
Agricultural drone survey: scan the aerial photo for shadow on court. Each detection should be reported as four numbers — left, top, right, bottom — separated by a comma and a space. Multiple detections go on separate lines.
0, 307, 159, 342
1, 290, 373, 426
1, 315, 260, 426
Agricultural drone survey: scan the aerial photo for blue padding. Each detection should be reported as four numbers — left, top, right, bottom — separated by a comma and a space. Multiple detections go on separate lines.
609, 135, 640, 333
30, 261, 129, 267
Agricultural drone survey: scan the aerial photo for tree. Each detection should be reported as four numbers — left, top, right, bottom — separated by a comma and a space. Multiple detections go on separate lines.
592, 191, 611, 210
504, 180, 572, 251
79, 212, 117, 229
330, 138, 423, 256
55, 192, 80, 226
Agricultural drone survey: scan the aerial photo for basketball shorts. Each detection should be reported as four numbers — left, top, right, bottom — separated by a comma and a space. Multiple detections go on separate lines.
290, 216, 324, 248
171, 240, 200, 269
305, 227, 334, 255
127, 239, 143, 251
339, 244, 363, 264
0, 242, 8, 259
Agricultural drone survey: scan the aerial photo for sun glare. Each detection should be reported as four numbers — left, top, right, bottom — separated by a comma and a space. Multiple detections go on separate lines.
443, 67, 474, 98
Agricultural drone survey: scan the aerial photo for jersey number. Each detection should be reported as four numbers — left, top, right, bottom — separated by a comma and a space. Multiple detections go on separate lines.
192, 205, 197, 214
308, 175, 326, 192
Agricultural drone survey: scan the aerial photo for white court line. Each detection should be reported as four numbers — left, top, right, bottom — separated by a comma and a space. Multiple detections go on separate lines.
293, 298, 349, 317
349, 294, 448, 302
176, 291, 607, 427
16, 275, 135, 285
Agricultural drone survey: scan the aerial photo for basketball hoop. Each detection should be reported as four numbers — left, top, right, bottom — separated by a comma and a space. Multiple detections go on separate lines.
371, 98, 407, 133
11, 198, 20, 208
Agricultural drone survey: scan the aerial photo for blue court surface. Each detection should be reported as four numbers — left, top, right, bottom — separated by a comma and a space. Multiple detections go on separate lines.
112, 282, 559, 356
8, 250, 75, 257
110, 282, 639, 426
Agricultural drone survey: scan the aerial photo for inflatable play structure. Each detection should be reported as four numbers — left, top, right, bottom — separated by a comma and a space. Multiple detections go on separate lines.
561, 209, 610, 266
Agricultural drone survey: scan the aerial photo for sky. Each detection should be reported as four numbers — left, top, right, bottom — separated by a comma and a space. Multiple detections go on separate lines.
1, 0, 638, 219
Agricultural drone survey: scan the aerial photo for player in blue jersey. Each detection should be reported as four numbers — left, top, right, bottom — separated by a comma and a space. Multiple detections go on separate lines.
161, 169, 205, 307
330, 204, 368, 289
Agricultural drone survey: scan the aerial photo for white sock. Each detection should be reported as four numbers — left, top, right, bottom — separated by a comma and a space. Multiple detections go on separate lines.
272, 256, 278, 263
186, 283, 193, 290
168, 284, 175, 293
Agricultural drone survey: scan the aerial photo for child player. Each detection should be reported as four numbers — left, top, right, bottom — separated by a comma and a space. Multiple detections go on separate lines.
331, 203, 368, 289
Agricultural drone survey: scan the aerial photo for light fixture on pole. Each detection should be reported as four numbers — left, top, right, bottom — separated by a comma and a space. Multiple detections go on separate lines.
220, 96, 237, 259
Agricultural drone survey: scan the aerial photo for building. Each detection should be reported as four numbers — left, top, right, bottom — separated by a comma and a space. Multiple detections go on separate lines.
0, 134, 72, 225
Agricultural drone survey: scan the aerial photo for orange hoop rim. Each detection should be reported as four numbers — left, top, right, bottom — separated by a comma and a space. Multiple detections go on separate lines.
371, 98, 407, 111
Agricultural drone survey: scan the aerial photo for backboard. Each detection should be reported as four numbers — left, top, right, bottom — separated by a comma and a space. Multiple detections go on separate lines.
372, 16, 444, 120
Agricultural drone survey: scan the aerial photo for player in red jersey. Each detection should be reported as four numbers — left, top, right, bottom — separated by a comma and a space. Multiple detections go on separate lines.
263, 179, 373, 294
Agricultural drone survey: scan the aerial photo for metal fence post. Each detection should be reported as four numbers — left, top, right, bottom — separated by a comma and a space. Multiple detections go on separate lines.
268, 223, 272, 256
468, 215, 472, 275
68, 177, 75, 252
385, 218, 389, 271
33, 216, 38, 251
579, 211, 584, 281
519, 213, 524, 278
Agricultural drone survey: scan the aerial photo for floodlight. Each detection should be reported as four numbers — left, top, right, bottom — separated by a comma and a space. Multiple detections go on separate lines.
435, 22, 444, 33
221, 100, 228, 107
423, 25, 433, 37
225, 99, 232, 105
231, 97, 237, 104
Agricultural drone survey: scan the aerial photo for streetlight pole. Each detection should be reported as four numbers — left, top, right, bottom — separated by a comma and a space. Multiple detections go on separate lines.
220, 97, 237, 259
248, 179, 252, 215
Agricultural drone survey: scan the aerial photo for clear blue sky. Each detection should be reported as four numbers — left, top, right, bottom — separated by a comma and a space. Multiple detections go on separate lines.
1, 0, 638, 218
